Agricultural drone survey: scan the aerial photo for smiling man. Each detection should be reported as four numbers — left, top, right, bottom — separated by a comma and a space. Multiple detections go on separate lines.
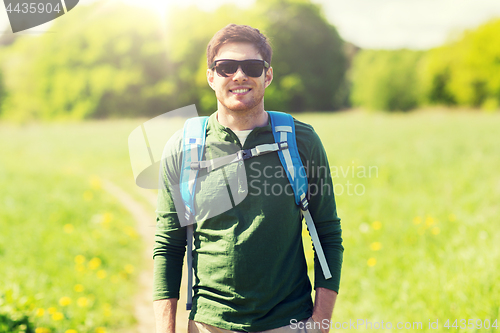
153, 24, 343, 333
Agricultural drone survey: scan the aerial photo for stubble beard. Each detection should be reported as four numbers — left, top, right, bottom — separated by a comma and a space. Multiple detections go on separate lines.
218, 93, 264, 114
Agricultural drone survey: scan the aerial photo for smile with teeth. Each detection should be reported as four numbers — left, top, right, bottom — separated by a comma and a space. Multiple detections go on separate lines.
231, 88, 251, 94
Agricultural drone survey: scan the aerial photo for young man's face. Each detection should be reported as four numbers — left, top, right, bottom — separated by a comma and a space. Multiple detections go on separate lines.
207, 42, 273, 113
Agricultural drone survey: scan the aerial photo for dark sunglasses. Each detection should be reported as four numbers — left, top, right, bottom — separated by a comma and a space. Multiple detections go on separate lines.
210, 59, 270, 78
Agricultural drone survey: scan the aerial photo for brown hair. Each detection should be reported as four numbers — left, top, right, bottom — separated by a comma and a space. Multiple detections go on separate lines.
207, 24, 272, 67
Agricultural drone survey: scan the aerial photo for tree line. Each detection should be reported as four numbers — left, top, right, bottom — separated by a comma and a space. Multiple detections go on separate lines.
0, 0, 348, 121
351, 19, 500, 112
0, 0, 498, 121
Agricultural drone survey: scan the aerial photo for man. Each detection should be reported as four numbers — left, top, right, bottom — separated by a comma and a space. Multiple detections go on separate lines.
153, 24, 343, 333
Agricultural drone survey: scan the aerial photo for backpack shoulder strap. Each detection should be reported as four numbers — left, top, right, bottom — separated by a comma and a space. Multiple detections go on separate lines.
180, 116, 209, 223
268, 111, 308, 209
268, 111, 332, 280
180, 116, 209, 311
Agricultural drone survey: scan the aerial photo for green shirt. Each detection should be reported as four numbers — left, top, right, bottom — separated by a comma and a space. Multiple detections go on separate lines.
153, 112, 343, 332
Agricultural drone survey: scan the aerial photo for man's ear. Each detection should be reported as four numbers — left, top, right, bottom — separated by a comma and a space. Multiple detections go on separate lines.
264, 66, 273, 88
207, 69, 215, 91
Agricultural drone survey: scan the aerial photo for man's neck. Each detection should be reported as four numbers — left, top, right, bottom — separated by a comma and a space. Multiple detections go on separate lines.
216, 103, 268, 131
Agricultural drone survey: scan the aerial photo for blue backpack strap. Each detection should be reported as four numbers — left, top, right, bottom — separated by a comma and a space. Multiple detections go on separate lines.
268, 111, 332, 280
180, 116, 209, 223
268, 111, 308, 209
180, 116, 209, 310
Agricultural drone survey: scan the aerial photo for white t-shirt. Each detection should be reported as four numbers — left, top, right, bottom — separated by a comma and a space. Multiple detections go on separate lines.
233, 129, 253, 146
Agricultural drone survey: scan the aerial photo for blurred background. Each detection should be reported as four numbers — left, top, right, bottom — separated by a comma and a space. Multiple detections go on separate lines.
1, 0, 499, 332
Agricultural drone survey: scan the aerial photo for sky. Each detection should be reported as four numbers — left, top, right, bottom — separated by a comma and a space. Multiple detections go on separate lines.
2, 0, 500, 49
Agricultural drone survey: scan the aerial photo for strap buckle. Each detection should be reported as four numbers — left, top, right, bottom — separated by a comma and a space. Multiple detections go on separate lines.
190, 161, 201, 170
278, 141, 288, 150
240, 149, 253, 160
299, 197, 309, 211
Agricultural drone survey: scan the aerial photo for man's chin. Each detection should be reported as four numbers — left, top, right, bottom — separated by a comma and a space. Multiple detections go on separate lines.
221, 100, 262, 113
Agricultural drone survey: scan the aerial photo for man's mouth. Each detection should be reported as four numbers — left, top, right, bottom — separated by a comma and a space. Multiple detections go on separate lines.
230, 88, 251, 94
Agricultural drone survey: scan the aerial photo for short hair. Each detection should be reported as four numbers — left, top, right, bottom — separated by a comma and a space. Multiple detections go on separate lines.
207, 24, 272, 67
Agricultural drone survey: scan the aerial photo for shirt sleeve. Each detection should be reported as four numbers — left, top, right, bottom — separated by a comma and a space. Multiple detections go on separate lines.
296, 121, 344, 293
153, 130, 187, 301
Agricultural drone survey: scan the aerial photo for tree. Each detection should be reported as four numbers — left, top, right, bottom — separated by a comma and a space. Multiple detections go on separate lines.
252, 0, 347, 112
421, 18, 500, 110
350, 49, 423, 111
1, 2, 174, 120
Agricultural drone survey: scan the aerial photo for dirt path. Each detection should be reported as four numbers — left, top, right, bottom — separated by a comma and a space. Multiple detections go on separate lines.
102, 179, 190, 333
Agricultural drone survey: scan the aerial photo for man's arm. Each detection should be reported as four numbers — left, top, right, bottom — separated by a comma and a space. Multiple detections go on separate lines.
154, 298, 178, 333
311, 287, 338, 333
153, 131, 185, 333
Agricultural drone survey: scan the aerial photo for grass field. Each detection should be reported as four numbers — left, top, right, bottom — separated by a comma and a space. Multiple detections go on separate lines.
1, 110, 499, 332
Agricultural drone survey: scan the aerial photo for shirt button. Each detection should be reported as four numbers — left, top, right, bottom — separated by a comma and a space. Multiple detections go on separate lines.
239, 161, 243, 166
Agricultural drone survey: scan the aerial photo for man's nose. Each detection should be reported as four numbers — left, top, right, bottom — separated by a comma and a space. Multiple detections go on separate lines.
232, 66, 248, 80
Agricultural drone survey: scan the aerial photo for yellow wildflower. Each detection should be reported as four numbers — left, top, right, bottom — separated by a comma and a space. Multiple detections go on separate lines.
52, 312, 64, 321
64, 224, 74, 234
370, 242, 382, 251
35, 328, 50, 333
425, 216, 434, 226
74, 255, 86, 265
124, 264, 134, 274
103, 213, 113, 224
431, 227, 440, 235
88, 257, 102, 270
35, 308, 45, 317
367, 258, 377, 267
97, 270, 107, 279
103, 303, 112, 317
65, 330, 78, 333
74, 284, 85, 293
372, 221, 382, 230
59, 297, 71, 306
47, 307, 57, 315
95, 327, 107, 333
90, 176, 101, 190
77, 297, 89, 307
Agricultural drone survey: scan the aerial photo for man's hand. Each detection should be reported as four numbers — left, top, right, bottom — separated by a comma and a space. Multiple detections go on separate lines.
311, 287, 338, 333
154, 298, 178, 333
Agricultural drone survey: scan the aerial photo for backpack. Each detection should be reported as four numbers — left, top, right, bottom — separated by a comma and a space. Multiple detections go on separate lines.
180, 111, 331, 310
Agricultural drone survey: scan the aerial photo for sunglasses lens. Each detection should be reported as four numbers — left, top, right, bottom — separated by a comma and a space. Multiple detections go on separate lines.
241, 61, 264, 77
214, 60, 267, 78
216, 61, 239, 77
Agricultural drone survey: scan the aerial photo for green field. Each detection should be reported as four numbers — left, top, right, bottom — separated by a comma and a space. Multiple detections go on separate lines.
1, 110, 499, 332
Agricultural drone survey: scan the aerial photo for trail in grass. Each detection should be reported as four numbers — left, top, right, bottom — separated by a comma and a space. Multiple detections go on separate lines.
102, 179, 190, 333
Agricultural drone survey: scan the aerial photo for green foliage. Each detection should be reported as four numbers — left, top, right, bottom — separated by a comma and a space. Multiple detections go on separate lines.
421, 19, 500, 110
302, 110, 500, 329
0, 0, 347, 120
253, 0, 347, 112
0, 121, 144, 332
2, 111, 500, 331
350, 49, 424, 111
0, 287, 35, 333
1, 3, 174, 121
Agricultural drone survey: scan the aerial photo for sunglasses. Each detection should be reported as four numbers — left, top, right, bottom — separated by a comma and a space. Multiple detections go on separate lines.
210, 59, 270, 78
